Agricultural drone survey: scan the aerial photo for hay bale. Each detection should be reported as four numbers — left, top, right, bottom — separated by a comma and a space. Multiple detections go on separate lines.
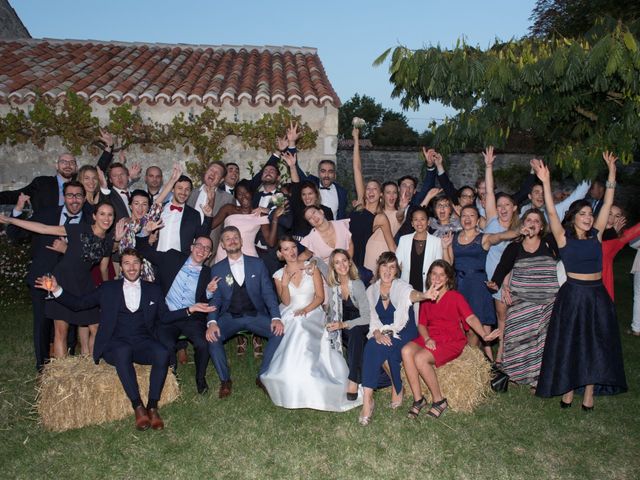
401, 346, 492, 412
37, 356, 180, 431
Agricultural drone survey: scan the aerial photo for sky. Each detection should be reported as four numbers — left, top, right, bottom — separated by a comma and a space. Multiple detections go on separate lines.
11, 0, 537, 131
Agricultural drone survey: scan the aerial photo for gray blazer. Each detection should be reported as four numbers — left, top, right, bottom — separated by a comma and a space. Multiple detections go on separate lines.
187, 185, 234, 255
328, 279, 371, 328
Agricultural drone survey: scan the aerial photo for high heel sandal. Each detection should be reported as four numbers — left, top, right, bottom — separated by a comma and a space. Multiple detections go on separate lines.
407, 397, 428, 419
389, 389, 403, 409
358, 400, 375, 426
560, 400, 572, 409
581, 404, 594, 412
426, 398, 448, 419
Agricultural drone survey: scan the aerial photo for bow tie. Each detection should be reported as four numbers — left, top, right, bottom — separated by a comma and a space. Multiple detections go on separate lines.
120, 190, 130, 199
63, 213, 78, 225
170, 205, 184, 212
259, 191, 273, 197
319, 186, 331, 191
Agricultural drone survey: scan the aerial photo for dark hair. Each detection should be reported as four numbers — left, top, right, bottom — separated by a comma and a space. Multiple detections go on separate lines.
129, 189, 151, 206
529, 179, 544, 194
299, 181, 321, 206
397, 175, 417, 189
174, 175, 193, 189
374, 251, 400, 281
225, 162, 239, 169
63, 180, 86, 196
107, 162, 128, 177
120, 247, 143, 262
426, 259, 456, 291
205, 161, 227, 179
428, 193, 452, 219
277, 234, 297, 250
457, 185, 476, 200
562, 199, 594, 237
234, 179, 254, 198
318, 159, 336, 170
521, 208, 548, 238
193, 235, 213, 246
303, 204, 323, 217
381, 181, 399, 209
460, 204, 480, 217
411, 206, 429, 221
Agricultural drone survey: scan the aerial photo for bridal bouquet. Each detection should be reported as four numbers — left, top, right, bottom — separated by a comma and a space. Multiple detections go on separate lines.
352, 117, 366, 129
270, 192, 286, 208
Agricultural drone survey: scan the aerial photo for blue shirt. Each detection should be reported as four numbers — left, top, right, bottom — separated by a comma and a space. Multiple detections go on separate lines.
59, 206, 82, 226
165, 257, 201, 311
56, 174, 66, 206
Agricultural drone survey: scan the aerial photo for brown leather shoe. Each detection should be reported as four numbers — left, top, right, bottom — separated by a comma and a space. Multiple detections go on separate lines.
253, 336, 263, 358
219, 380, 233, 398
148, 408, 164, 430
134, 405, 150, 431
177, 348, 188, 365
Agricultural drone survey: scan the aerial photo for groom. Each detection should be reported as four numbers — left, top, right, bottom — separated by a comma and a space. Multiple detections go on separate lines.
205, 226, 284, 398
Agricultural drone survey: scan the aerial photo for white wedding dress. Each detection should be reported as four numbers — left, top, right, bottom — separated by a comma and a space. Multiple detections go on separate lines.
261, 268, 363, 411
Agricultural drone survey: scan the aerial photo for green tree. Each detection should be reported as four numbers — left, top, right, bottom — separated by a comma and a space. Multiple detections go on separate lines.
371, 111, 419, 146
375, 19, 640, 177
338, 94, 384, 139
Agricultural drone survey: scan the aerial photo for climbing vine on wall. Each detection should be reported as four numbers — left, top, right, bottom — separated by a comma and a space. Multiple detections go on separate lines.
0, 91, 318, 181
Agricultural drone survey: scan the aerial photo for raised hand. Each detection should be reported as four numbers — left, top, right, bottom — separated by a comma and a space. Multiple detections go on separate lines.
45, 237, 68, 254
422, 147, 435, 168
15, 193, 31, 213
207, 276, 221, 294
129, 161, 142, 181
144, 219, 164, 235
602, 151, 618, 172
441, 231, 453, 249
114, 218, 128, 241
398, 187, 411, 210
99, 129, 113, 149
482, 146, 495, 167
433, 151, 444, 170
531, 159, 550, 183
97, 168, 108, 189
286, 121, 301, 146
282, 151, 297, 169
276, 136, 288, 152
614, 215, 627, 233
425, 283, 440, 301
421, 187, 442, 207
170, 162, 182, 182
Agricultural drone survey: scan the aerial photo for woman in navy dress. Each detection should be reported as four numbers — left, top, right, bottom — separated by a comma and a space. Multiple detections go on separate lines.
449, 205, 520, 361
358, 252, 431, 425
532, 155, 627, 410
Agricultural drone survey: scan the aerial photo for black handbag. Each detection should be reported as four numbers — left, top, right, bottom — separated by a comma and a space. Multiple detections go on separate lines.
490, 368, 509, 393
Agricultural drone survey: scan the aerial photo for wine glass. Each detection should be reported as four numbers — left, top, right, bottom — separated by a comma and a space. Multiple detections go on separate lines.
43, 273, 55, 300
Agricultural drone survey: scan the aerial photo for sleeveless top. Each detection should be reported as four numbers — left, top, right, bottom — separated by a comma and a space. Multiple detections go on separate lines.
559, 228, 602, 274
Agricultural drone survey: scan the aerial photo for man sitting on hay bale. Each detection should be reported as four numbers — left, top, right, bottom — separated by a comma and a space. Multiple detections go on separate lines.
36, 248, 214, 431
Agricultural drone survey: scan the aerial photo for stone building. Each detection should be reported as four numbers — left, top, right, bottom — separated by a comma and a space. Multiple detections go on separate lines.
0, 38, 340, 189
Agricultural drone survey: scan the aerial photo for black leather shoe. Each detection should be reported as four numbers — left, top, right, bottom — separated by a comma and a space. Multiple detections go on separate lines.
255, 377, 268, 395
347, 392, 358, 401
560, 400, 572, 409
197, 379, 209, 395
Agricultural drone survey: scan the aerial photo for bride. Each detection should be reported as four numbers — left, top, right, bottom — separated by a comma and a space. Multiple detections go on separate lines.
260, 235, 363, 411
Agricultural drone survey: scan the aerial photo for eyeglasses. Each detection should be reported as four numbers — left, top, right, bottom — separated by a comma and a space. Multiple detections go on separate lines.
58, 159, 77, 166
193, 243, 212, 252
460, 193, 475, 199
64, 193, 85, 199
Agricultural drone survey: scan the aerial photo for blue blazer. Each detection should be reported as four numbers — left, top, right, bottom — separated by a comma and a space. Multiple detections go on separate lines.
207, 255, 280, 323
55, 279, 184, 363
295, 164, 348, 220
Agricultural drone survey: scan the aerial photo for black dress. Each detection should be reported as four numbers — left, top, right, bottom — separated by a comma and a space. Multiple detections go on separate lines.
46, 223, 114, 325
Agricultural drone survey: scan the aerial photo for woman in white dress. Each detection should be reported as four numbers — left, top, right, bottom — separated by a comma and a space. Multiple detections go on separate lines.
261, 236, 363, 411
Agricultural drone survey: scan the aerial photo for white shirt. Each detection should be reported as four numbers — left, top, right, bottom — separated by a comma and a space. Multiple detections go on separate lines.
156, 203, 184, 252
319, 183, 339, 219
194, 186, 209, 223
228, 255, 245, 286
123, 278, 141, 312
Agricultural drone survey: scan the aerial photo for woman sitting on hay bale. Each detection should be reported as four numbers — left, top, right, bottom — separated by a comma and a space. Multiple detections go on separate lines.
402, 260, 500, 419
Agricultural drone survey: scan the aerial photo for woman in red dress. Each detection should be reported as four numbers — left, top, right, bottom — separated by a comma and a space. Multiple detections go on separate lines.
602, 204, 640, 300
401, 260, 500, 419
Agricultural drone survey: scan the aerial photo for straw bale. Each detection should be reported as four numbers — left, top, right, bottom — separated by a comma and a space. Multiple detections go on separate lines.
401, 346, 492, 412
37, 355, 180, 431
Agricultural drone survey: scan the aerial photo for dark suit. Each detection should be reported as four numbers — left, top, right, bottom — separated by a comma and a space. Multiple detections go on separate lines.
106, 189, 131, 222
187, 187, 234, 254
137, 238, 212, 390
295, 164, 348, 220
207, 255, 283, 381
6, 204, 92, 370
55, 279, 184, 407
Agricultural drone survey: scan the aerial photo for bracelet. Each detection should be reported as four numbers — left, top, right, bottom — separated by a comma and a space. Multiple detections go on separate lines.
605, 180, 616, 189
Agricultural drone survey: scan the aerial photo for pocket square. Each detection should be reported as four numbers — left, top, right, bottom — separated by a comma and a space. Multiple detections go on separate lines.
150, 301, 155, 305
251, 274, 256, 278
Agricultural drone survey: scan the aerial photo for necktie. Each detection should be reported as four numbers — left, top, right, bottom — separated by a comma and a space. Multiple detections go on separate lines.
63, 213, 78, 225
120, 190, 130, 202
319, 186, 331, 191
228, 188, 234, 196
170, 205, 184, 212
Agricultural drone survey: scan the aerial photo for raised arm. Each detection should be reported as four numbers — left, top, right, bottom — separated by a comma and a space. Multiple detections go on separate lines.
352, 128, 365, 205
482, 147, 497, 221
531, 159, 565, 247
594, 152, 617, 238
154, 163, 182, 206
0, 215, 66, 237
433, 151, 459, 205
282, 151, 300, 183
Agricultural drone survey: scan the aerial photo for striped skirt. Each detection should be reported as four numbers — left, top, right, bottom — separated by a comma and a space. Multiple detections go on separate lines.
502, 256, 559, 387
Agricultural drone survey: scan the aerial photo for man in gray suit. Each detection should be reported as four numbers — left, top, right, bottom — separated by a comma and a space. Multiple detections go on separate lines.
186, 161, 234, 257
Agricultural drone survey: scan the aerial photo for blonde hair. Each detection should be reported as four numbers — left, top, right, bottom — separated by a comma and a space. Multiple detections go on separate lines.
327, 249, 359, 287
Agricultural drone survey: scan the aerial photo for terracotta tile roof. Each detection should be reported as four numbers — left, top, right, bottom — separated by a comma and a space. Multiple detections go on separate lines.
0, 39, 341, 107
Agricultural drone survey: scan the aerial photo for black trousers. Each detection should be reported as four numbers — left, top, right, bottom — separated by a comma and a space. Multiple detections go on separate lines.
342, 324, 369, 384
102, 337, 169, 408
30, 286, 52, 371
156, 317, 209, 388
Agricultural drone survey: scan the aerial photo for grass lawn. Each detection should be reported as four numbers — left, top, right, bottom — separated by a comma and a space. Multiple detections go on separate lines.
1, 249, 639, 480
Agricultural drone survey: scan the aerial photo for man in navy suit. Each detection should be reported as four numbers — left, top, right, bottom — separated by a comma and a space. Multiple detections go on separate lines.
6, 181, 91, 370
205, 226, 284, 398
137, 235, 216, 394
37, 248, 214, 430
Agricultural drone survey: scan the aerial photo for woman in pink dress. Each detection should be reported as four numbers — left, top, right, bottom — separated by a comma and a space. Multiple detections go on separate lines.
213, 180, 283, 262
301, 206, 353, 266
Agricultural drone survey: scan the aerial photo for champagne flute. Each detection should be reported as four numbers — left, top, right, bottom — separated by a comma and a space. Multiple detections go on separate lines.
43, 273, 55, 300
